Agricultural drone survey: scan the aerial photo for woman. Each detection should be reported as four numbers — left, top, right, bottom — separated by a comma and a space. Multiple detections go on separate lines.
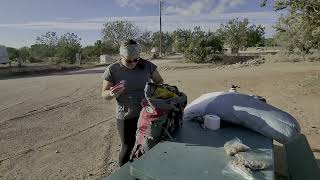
101, 39, 164, 166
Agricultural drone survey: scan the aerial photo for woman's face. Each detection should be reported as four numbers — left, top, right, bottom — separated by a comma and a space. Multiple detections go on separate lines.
121, 57, 140, 69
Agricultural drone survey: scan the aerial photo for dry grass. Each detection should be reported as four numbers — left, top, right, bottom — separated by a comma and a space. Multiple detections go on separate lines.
263, 51, 320, 63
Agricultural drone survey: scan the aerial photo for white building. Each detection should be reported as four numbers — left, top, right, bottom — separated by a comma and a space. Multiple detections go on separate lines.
100, 54, 114, 64
0, 45, 9, 64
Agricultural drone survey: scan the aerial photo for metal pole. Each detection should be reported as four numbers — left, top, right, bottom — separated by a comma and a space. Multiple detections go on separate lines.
159, 0, 162, 57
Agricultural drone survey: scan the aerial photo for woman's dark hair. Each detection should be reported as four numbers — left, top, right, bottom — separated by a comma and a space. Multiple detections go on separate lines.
136, 58, 146, 69
123, 39, 137, 46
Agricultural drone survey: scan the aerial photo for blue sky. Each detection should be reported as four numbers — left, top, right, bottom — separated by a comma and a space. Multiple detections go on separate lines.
0, 0, 280, 48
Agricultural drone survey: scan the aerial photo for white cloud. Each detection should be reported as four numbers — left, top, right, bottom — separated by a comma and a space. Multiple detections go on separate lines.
165, 1, 208, 16
211, 0, 246, 14
116, 0, 250, 16
0, 11, 278, 35
116, 0, 158, 8
0, 11, 279, 48
0, 21, 103, 30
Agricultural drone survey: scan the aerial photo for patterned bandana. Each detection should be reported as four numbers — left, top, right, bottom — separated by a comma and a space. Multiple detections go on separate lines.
119, 44, 140, 60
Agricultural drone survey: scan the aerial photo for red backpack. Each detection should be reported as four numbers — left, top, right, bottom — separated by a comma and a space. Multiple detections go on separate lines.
130, 83, 187, 160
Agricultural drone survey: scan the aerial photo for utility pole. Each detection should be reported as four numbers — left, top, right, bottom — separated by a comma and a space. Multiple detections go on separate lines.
159, 0, 163, 57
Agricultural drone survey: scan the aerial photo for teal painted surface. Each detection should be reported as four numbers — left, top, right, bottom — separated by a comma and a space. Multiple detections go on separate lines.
130, 121, 274, 180
285, 134, 320, 180
103, 121, 274, 180
102, 163, 135, 180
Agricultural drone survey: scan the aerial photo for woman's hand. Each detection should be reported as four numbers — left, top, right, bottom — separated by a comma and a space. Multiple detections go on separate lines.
109, 84, 125, 97
102, 80, 126, 100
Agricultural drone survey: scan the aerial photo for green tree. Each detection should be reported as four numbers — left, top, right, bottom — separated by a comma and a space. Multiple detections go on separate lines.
185, 26, 206, 62
152, 31, 174, 55
137, 31, 153, 54
185, 27, 223, 63
246, 24, 265, 47
262, 0, 320, 52
95, 40, 118, 55
102, 20, 139, 51
36, 31, 58, 57
55, 33, 81, 64
81, 45, 97, 59
29, 44, 50, 60
19, 47, 31, 62
172, 29, 192, 53
217, 18, 249, 53
7, 47, 19, 61
261, 0, 320, 26
81, 40, 117, 60
93, 40, 104, 55
206, 32, 224, 53
265, 37, 279, 47
274, 14, 317, 54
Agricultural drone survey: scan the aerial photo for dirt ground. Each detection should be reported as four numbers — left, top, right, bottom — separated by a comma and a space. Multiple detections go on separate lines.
0, 54, 319, 180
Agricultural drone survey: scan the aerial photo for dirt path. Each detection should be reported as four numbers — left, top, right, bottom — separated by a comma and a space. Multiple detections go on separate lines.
0, 56, 319, 179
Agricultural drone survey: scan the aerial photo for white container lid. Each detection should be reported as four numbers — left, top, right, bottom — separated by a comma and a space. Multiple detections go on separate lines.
204, 114, 220, 130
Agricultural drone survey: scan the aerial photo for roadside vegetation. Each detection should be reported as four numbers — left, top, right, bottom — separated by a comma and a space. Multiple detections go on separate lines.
4, 0, 320, 66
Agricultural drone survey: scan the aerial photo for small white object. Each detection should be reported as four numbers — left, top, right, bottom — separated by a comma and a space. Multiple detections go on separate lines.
109, 91, 115, 97
76, 53, 81, 65
100, 54, 113, 64
204, 114, 220, 130
0, 45, 9, 64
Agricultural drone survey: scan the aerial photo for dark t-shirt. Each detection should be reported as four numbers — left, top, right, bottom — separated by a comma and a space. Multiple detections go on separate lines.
103, 59, 157, 120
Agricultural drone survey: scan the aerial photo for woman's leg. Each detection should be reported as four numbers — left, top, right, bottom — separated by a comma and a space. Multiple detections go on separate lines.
116, 117, 138, 166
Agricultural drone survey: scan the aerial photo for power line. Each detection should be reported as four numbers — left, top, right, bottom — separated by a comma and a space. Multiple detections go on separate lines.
159, 0, 163, 57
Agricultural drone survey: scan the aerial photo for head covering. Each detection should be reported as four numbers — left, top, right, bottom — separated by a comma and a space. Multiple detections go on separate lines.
119, 43, 140, 60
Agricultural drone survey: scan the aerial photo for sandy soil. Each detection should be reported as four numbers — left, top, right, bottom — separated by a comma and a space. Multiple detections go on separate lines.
0, 54, 319, 179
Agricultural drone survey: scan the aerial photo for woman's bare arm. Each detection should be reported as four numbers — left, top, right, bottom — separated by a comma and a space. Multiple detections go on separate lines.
151, 69, 164, 84
101, 80, 114, 100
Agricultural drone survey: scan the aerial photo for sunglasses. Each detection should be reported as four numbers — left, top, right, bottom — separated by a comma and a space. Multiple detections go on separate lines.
125, 58, 140, 63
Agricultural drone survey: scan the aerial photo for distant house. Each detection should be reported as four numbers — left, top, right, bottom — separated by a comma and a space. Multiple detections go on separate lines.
0, 45, 9, 64
150, 47, 159, 58
222, 48, 230, 53
100, 54, 114, 64
151, 47, 158, 53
